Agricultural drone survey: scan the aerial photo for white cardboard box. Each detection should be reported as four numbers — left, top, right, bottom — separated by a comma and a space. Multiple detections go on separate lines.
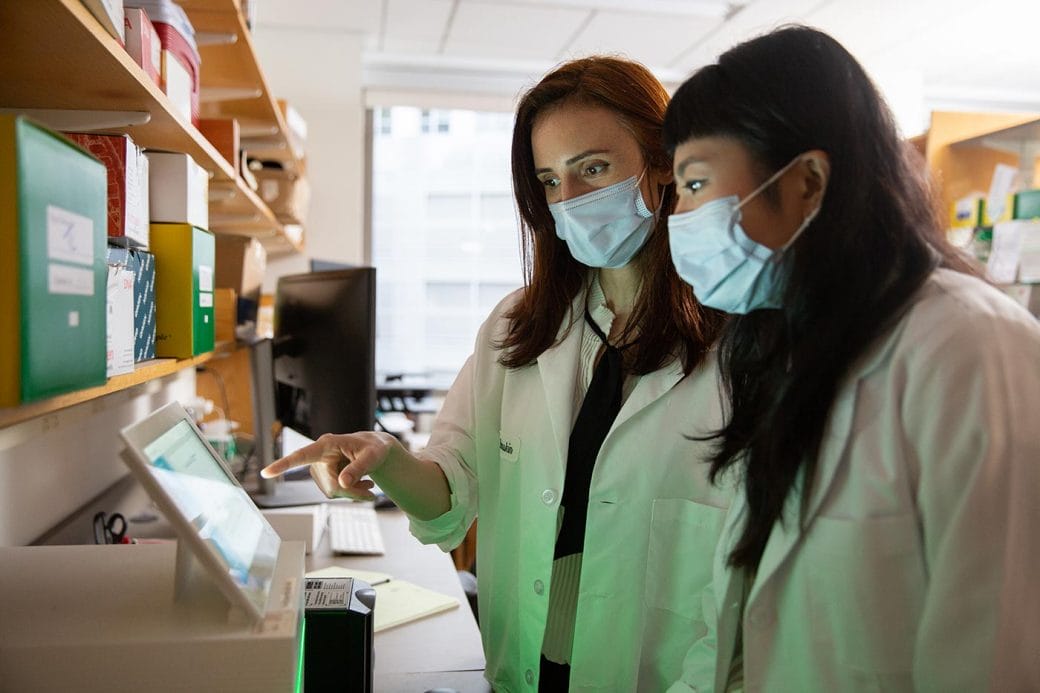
146, 151, 209, 229
0, 542, 304, 692
263, 503, 329, 554
105, 263, 135, 376
80, 0, 124, 43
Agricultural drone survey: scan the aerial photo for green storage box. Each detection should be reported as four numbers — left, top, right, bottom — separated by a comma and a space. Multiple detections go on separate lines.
150, 223, 215, 358
0, 116, 107, 406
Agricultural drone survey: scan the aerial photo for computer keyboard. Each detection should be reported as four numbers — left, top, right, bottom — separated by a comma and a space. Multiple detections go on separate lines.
327, 503, 386, 555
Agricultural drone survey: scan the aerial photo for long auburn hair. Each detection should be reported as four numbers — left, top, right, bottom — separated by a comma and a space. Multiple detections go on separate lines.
663, 27, 976, 569
500, 56, 721, 374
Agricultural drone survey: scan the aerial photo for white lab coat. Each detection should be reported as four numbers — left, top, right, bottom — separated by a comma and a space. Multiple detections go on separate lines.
409, 286, 732, 692
669, 268, 1040, 692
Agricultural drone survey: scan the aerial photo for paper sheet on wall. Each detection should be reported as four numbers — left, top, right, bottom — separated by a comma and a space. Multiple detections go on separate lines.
1015, 221, 1040, 283
987, 221, 1025, 284
987, 164, 1018, 223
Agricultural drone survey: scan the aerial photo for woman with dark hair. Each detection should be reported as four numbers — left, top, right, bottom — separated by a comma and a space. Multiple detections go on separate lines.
662, 25, 1040, 692
265, 57, 729, 690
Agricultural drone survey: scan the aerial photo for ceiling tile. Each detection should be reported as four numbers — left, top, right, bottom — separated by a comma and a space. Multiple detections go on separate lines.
382, 0, 456, 52
443, 2, 590, 60
255, 0, 382, 31
561, 10, 719, 67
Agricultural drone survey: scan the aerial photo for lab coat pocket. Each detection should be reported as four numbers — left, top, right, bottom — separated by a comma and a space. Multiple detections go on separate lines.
807, 513, 926, 677
644, 498, 725, 618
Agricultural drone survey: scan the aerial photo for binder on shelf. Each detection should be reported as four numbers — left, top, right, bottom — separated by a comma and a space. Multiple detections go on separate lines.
150, 223, 215, 359
0, 115, 107, 406
66, 132, 150, 247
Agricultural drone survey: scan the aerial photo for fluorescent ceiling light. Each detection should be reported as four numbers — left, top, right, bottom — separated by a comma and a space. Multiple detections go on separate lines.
461, 0, 741, 19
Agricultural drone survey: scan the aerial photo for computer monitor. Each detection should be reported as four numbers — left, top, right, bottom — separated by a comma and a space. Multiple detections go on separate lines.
249, 338, 277, 475
309, 258, 356, 272
273, 267, 377, 439
250, 335, 344, 507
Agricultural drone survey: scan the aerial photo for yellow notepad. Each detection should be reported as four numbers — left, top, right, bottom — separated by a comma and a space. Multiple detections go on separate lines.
371, 579, 459, 632
305, 565, 459, 632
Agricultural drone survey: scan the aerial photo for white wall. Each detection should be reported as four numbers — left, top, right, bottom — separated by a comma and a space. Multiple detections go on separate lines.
0, 370, 195, 546
252, 26, 367, 291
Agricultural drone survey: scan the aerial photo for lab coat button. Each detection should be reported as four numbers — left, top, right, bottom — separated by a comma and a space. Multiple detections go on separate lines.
534, 579, 544, 595
525, 669, 535, 685
541, 489, 558, 505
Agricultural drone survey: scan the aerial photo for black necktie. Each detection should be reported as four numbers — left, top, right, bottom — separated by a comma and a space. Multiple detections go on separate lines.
554, 308, 627, 560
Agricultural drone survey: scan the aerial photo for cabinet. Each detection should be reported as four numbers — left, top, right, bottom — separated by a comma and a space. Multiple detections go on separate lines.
0, 0, 300, 544
922, 111, 1040, 218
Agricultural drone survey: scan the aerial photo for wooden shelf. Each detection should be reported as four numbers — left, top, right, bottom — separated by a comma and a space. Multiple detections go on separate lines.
0, 0, 301, 253
180, 0, 300, 169
0, 354, 213, 430
924, 111, 1040, 215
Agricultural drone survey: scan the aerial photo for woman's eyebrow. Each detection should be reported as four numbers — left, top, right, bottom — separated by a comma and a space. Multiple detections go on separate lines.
535, 149, 612, 174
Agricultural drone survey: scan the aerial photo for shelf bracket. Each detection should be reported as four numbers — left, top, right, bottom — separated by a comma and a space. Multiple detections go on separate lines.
195, 31, 238, 47
0, 108, 151, 132
200, 87, 263, 103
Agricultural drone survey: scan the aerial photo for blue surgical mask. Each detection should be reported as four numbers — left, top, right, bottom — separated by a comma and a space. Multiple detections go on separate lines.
667, 156, 820, 313
549, 172, 657, 268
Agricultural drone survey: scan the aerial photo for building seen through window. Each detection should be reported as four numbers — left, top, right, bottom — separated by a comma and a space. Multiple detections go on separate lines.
371, 107, 523, 382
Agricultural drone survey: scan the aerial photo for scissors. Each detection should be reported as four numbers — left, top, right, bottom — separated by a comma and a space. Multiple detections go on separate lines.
93, 511, 130, 544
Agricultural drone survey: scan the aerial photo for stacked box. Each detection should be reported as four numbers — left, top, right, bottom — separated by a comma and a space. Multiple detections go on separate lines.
146, 151, 209, 230
150, 223, 214, 358
66, 133, 150, 247
133, 248, 157, 361
198, 118, 240, 175
107, 246, 157, 362
215, 235, 266, 324
105, 246, 136, 377
0, 116, 107, 406
124, 7, 162, 88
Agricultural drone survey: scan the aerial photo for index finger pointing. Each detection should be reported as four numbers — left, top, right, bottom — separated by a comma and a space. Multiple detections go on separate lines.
260, 441, 339, 478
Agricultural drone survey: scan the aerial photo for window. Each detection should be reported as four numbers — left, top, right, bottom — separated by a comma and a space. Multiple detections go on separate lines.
377, 107, 392, 135
371, 106, 523, 380
420, 108, 451, 134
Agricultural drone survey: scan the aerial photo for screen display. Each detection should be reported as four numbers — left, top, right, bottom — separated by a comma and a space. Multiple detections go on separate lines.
143, 420, 280, 614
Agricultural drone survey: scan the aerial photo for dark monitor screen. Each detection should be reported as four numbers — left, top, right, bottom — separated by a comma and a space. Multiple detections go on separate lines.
248, 338, 277, 472
273, 268, 377, 439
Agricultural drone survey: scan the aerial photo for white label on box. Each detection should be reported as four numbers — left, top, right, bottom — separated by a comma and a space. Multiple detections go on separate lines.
68, 311, 80, 327
47, 205, 95, 265
199, 265, 213, 292
49, 263, 95, 296
200, 291, 213, 308
304, 579, 351, 610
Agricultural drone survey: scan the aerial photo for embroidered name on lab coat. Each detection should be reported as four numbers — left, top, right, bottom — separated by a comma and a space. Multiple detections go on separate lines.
499, 436, 520, 463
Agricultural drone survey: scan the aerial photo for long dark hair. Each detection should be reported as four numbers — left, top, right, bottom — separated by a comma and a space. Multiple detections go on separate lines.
501, 56, 721, 375
663, 26, 975, 569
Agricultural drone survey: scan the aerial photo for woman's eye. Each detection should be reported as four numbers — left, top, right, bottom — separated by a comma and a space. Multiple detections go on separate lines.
582, 163, 607, 177
541, 177, 560, 189
682, 179, 706, 194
